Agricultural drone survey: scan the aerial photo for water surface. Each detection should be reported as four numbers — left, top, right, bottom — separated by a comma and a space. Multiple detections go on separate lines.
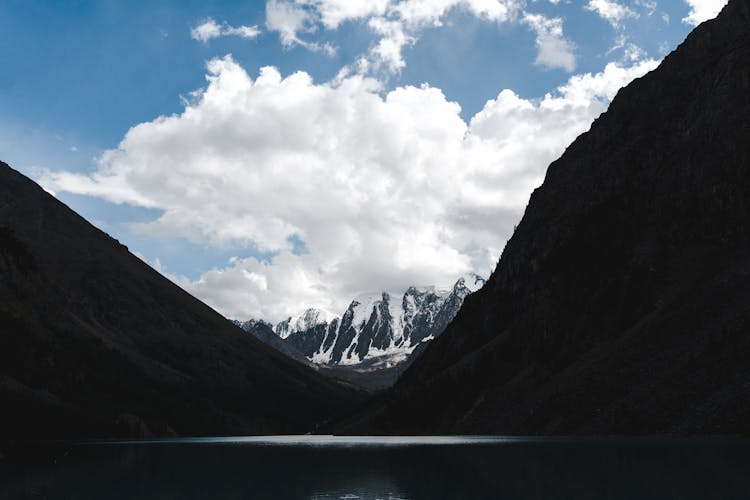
2, 435, 748, 499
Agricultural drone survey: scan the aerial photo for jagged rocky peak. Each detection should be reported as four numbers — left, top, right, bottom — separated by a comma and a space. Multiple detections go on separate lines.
241, 273, 487, 368
275, 307, 339, 339
234, 318, 272, 331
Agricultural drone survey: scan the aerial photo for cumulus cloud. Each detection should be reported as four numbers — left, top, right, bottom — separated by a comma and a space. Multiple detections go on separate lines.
523, 13, 576, 72
586, 0, 639, 28
190, 18, 261, 42
682, 0, 728, 25
39, 56, 658, 321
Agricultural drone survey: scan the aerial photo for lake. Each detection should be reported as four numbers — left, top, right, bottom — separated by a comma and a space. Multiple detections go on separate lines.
1, 435, 748, 499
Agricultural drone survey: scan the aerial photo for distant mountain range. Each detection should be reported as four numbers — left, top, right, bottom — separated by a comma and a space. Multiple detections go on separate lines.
236, 274, 485, 370
336, 0, 750, 435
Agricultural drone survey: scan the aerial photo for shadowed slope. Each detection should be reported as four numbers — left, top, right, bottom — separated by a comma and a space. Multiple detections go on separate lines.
338, 0, 750, 435
0, 162, 364, 442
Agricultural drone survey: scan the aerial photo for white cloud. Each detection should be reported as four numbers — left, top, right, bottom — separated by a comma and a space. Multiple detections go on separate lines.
225, 25, 263, 39
523, 13, 576, 72
622, 42, 645, 62
367, 17, 414, 72
191, 18, 223, 42
265, 0, 337, 54
465, 0, 516, 21
392, 0, 515, 25
586, 0, 642, 63
307, 0, 391, 29
608, 33, 646, 63
369, 0, 519, 72
264, 0, 520, 72
682, 0, 727, 25
635, 0, 657, 16
586, 0, 639, 27
265, 0, 312, 46
190, 17, 261, 42
39, 55, 659, 322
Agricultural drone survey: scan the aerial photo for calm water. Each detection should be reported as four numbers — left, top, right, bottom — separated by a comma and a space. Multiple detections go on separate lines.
1, 435, 749, 499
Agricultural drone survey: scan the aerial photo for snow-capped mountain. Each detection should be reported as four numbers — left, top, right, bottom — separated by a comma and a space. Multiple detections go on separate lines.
241, 273, 485, 367
275, 308, 339, 339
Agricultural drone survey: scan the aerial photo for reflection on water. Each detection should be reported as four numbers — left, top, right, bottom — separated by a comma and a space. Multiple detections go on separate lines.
1, 436, 749, 499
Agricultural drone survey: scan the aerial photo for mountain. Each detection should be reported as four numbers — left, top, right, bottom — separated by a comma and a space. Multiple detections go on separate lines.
232, 319, 310, 366
0, 161, 364, 443
276, 308, 341, 363
234, 276, 483, 390
336, 0, 750, 435
246, 275, 485, 368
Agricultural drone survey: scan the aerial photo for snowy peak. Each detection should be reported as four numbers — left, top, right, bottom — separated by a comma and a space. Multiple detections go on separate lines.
234, 318, 273, 331
240, 274, 486, 368
401, 286, 449, 345
275, 307, 339, 339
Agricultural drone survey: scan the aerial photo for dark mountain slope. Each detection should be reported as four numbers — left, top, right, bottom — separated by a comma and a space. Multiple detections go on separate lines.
338, 0, 750, 435
235, 319, 311, 366
0, 162, 364, 442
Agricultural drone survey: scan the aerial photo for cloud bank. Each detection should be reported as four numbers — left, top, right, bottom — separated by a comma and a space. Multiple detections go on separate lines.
40, 55, 658, 321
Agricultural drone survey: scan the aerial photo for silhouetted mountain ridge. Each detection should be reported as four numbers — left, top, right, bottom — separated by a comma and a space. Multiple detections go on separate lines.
0, 162, 364, 442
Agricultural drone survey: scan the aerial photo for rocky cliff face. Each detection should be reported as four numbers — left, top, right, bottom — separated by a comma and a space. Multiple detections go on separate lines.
337, 0, 750, 434
0, 162, 363, 442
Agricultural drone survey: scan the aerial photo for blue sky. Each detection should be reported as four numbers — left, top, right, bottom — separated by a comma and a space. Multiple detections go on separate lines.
0, 0, 726, 321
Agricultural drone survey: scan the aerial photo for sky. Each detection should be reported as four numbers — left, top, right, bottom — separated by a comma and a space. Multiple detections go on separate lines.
0, 0, 728, 322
